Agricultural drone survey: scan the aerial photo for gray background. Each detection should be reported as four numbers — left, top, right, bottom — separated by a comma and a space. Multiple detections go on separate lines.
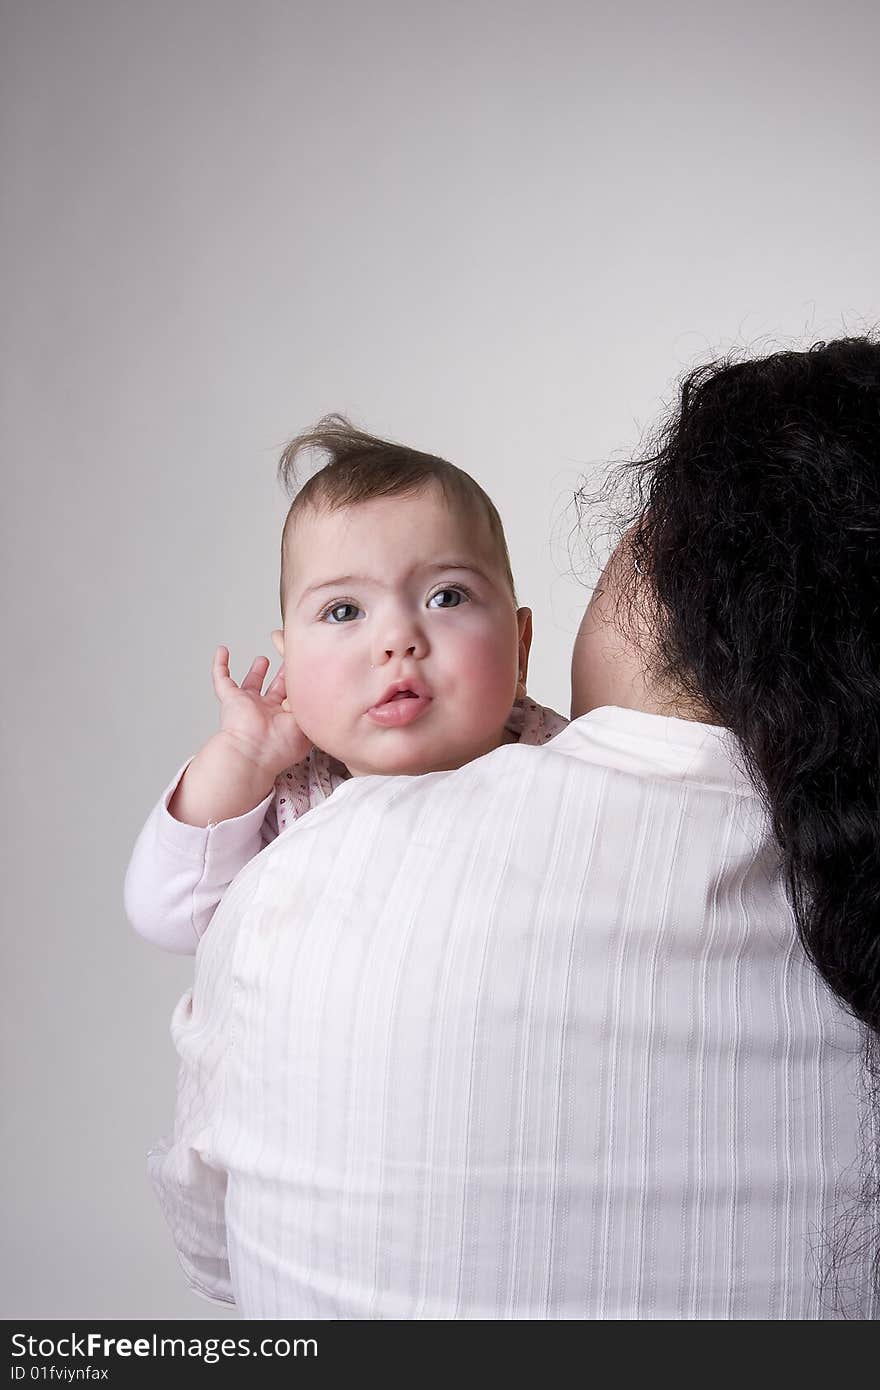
3, 0, 878, 1319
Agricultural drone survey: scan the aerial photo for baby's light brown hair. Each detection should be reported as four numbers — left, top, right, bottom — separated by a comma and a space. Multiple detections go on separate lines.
277, 416, 518, 621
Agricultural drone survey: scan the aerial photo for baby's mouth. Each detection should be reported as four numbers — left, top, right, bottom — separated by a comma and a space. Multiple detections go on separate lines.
373, 679, 432, 707
367, 683, 433, 727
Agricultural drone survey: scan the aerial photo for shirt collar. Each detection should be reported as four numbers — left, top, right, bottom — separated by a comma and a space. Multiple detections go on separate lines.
562, 705, 759, 797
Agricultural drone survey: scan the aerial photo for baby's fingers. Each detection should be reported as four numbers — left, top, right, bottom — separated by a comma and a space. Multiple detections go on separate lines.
262, 665, 287, 706
212, 646, 270, 699
211, 645, 241, 700
240, 655, 271, 693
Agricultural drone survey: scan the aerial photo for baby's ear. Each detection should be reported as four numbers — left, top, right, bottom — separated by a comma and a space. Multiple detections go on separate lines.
271, 628, 285, 657
516, 607, 533, 695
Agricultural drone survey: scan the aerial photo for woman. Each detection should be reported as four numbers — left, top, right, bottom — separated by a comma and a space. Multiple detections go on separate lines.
149, 336, 879, 1318
580, 335, 880, 1043
573, 334, 880, 1315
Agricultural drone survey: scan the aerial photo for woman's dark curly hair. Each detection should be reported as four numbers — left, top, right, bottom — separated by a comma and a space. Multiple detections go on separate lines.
602, 335, 880, 1036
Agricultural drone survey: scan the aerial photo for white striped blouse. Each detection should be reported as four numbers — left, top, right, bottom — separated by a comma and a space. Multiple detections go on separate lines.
148, 705, 876, 1319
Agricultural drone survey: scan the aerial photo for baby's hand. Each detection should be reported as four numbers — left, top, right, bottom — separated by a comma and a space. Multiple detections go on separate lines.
211, 645, 312, 775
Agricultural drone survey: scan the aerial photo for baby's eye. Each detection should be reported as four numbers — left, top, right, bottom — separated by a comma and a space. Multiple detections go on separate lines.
322, 602, 362, 623
427, 587, 468, 609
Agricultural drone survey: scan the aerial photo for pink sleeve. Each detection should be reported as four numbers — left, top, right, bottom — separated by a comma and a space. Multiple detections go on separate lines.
122, 757, 278, 955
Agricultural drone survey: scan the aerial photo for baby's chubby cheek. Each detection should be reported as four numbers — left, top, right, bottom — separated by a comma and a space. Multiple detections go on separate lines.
282, 672, 345, 746
461, 644, 520, 714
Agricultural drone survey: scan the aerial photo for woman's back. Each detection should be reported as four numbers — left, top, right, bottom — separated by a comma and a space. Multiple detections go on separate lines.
150, 706, 873, 1318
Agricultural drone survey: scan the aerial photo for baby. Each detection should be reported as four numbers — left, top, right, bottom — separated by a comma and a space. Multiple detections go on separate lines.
124, 418, 568, 952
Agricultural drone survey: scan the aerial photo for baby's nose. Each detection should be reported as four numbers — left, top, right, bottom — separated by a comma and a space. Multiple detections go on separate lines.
371, 623, 428, 665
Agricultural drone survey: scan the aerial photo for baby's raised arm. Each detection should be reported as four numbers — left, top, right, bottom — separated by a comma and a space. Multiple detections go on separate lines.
123, 646, 312, 952
168, 648, 297, 826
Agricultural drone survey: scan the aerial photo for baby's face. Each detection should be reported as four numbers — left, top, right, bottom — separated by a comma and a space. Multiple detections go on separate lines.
275, 485, 531, 777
